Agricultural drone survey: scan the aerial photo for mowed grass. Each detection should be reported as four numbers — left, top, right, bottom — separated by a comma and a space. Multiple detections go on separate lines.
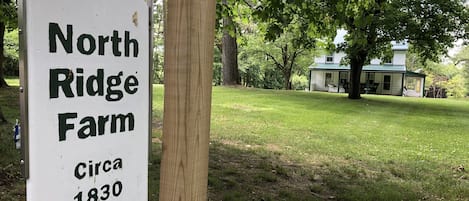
1, 81, 468, 200
150, 86, 469, 200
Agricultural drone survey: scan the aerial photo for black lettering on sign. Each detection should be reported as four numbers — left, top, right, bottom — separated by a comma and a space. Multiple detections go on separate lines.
58, 112, 134, 142
74, 181, 123, 201
111, 31, 122, 57
77, 34, 96, 55
58, 113, 77, 141
48, 22, 139, 57
74, 158, 123, 180
49, 68, 139, 101
49, 23, 73, 53
49, 69, 74, 98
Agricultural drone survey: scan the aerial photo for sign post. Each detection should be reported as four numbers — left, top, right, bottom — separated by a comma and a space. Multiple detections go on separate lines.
158, 0, 216, 200
19, 0, 152, 200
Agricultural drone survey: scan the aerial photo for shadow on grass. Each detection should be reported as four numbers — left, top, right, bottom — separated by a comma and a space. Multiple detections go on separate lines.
285, 91, 469, 117
0, 86, 25, 201
2, 86, 466, 201
0, 137, 463, 201
149, 140, 429, 201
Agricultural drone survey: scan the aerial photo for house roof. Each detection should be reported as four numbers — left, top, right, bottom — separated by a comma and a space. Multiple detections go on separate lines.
310, 63, 407, 73
405, 71, 426, 78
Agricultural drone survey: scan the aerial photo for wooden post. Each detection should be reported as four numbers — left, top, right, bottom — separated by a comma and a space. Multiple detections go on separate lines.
159, 0, 215, 200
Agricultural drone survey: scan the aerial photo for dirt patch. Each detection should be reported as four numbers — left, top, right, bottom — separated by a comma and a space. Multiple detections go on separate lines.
152, 137, 162, 144
218, 139, 283, 153
230, 104, 257, 112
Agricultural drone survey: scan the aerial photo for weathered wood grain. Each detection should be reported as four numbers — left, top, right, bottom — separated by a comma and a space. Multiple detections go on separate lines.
159, 0, 216, 200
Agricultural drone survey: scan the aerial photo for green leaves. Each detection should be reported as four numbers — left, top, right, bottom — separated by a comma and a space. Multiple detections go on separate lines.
257, 0, 469, 64
0, 0, 17, 29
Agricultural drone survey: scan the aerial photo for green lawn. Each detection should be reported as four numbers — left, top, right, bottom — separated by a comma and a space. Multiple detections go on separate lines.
154, 86, 469, 200
0, 78, 24, 201
1, 82, 468, 200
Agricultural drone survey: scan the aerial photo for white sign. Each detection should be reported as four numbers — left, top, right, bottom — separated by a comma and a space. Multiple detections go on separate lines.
24, 0, 150, 200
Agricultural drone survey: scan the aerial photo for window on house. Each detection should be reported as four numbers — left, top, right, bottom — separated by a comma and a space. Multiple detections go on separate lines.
383, 75, 391, 90
326, 54, 334, 63
366, 72, 375, 84
325, 73, 332, 87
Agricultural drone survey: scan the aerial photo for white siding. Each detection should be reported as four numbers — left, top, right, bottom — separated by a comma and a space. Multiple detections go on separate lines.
314, 52, 347, 64
332, 72, 339, 85
310, 71, 405, 96
419, 78, 425, 97
375, 73, 384, 94
311, 71, 326, 91
393, 51, 406, 65
334, 52, 347, 64
315, 50, 406, 65
311, 71, 340, 91
315, 56, 326, 64
391, 74, 403, 95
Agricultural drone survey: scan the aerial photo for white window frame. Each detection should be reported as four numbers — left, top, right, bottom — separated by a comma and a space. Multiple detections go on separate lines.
325, 54, 334, 63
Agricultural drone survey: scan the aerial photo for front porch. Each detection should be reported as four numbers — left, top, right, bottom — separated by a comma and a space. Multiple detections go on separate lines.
309, 64, 425, 97
311, 71, 405, 96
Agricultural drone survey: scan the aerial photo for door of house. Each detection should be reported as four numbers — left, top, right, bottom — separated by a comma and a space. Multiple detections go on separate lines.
325, 72, 333, 87
339, 71, 349, 92
382, 74, 392, 94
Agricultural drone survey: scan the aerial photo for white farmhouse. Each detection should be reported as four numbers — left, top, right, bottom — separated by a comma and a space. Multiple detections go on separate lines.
309, 30, 426, 97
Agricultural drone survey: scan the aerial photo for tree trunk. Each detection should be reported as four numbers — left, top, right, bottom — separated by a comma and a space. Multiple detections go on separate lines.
221, 1, 240, 85
281, 45, 291, 90
0, 21, 10, 88
285, 50, 298, 90
348, 57, 365, 99
283, 70, 292, 90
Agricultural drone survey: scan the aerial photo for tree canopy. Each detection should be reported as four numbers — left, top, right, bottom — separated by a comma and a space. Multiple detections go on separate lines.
1, 0, 17, 88
452, 45, 469, 96
256, 0, 469, 99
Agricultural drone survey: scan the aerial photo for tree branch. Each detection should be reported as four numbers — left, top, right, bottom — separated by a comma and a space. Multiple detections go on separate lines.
265, 52, 284, 71
455, 58, 469, 66
288, 51, 298, 72
241, 0, 256, 9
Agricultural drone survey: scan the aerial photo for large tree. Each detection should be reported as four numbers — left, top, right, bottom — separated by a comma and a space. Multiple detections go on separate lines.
257, 0, 469, 99
239, 28, 316, 90
153, 0, 165, 84
261, 29, 315, 90
0, 0, 17, 123
217, 0, 241, 85
0, 0, 16, 88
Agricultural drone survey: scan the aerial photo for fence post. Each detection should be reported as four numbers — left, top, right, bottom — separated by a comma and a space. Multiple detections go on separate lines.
159, 0, 216, 200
